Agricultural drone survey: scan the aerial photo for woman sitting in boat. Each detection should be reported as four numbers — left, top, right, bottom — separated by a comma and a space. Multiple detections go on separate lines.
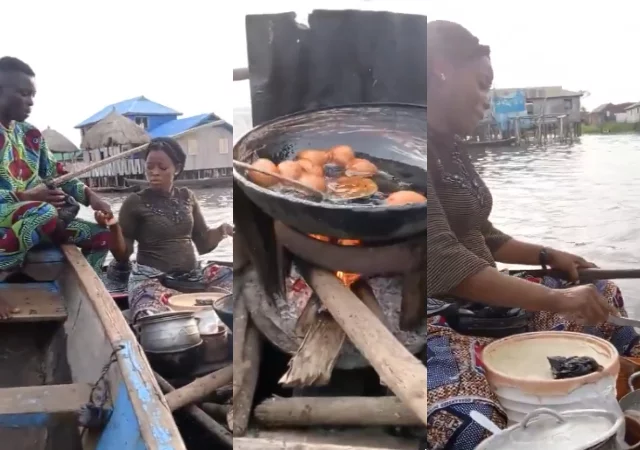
95, 137, 233, 324
426, 20, 637, 449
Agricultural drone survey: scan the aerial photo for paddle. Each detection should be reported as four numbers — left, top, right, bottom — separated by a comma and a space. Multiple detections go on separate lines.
509, 268, 640, 282
49, 120, 225, 187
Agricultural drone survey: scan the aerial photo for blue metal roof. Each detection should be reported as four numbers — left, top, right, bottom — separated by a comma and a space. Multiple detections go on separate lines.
148, 113, 213, 138
75, 96, 182, 128
148, 113, 233, 138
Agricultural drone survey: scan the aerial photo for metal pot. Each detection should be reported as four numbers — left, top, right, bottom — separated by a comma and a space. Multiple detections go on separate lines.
621, 372, 640, 413
145, 342, 203, 378
194, 308, 221, 335
475, 408, 626, 450
136, 311, 202, 353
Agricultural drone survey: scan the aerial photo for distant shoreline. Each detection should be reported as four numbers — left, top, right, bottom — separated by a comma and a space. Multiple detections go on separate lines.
583, 122, 640, 135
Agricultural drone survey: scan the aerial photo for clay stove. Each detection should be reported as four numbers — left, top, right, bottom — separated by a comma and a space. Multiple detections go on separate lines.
273, 221, 426, 330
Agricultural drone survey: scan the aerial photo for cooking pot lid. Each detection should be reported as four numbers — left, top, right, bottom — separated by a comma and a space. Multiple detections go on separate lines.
478, 408, 620, 450
137, 311, 195, 323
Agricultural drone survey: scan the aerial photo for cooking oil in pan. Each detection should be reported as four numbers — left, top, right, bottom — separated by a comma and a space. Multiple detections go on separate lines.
273, 158, 426, 206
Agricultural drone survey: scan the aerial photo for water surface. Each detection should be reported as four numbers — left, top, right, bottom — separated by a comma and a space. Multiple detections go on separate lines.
470, 135, 640, 315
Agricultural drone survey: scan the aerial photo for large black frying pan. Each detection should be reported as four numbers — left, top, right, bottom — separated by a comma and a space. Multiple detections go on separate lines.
233, 103, 427, 242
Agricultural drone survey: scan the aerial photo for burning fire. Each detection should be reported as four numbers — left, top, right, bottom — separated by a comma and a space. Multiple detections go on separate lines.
309, 234, 361, 286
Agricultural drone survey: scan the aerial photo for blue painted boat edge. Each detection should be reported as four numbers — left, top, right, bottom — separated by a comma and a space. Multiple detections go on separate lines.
0, 412, 51, 428
96, 339, 178, 450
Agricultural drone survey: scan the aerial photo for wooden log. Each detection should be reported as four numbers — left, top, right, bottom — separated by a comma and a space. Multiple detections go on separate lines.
350, 279, 387, 326
0, 383, 92, 427
280, 278, 396, 388
154, 372, 232, 448
233, 290, 250, 395
232, 319, 262, 436
400, 271, 426, 330
165, 365, 233, 411
234, 67, 250, 81
300, 266, 427, 426
234, 437, 390, 450
279, 310, 345, 387
200, 402, 230, 422
294, 294, 320, 338
253, 396, 421, 427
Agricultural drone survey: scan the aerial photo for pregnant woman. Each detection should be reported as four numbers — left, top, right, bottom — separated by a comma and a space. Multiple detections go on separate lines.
97, 137, 233, 324
426, 20, 638, 449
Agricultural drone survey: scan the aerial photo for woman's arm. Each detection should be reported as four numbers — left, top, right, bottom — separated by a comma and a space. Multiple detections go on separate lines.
190, 190, 224, 254
110, 195, 137, 262
482, 219, 547, 266
428, 178, 558, 311
107, 222, 133, 263
491, 237, 545, 266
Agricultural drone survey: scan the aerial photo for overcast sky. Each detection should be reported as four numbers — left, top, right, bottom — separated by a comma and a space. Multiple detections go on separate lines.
9, 0, 233, 145
10, 0, 638, 146
233, 0, 640, 113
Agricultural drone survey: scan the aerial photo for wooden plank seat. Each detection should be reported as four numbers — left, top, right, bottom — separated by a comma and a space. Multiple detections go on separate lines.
0, 284, 67, 322
0, 383, 92, 427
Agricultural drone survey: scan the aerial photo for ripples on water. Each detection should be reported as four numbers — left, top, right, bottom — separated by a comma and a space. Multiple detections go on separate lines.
469, 135, 640, 314
76, 187, 233, 262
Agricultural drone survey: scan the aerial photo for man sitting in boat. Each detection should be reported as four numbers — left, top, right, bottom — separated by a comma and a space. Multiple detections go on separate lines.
0, 56, 112, 317
95, 137, 233, 324
426, 21, 637, 449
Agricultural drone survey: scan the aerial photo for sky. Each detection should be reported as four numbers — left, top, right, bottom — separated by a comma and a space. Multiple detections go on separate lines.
232, 0, 640, 114
8, 0, 234, 146
10, 0, 640, 147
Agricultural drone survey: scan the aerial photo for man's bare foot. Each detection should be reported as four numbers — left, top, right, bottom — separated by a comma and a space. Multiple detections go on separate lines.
0, 298, 17, 319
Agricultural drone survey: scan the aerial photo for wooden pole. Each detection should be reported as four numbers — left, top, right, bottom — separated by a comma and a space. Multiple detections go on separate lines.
154, 372, 232, 448
164, 365, 233, 411
253, 396, 422, 427
234, 68, 249, 81
52, 120, 226, 186
300, 266, 427, 426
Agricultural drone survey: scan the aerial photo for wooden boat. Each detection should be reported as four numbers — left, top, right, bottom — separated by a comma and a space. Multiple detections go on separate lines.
125, 176, 233, 189
90, 185, 138, 194
0, 244, 186, 449
463, 136, 517, 148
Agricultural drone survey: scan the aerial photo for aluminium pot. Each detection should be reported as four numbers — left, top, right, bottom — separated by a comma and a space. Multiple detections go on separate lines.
475, 408, 626, 450
135, 311, 202, 353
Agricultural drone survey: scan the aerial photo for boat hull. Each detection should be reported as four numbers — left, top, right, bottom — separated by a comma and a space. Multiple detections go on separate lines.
464, 137, 517, 148
0, 246, 186, 449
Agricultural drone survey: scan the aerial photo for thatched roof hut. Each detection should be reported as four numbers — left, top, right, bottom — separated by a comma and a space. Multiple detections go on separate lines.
81, 109, 150, 150
41, 127, 79, 153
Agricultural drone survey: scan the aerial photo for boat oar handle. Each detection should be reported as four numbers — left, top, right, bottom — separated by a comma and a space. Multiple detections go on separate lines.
510, 268, 640, 282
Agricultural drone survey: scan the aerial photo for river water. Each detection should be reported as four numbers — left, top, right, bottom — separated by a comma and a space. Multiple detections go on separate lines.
470, 134, 640, 316
76, 187, 233, 263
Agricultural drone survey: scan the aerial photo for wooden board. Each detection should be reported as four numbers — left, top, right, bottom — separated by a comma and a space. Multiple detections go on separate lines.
0, 383, 91, 422
301, 267, 427, 426
0, 285, 67, 322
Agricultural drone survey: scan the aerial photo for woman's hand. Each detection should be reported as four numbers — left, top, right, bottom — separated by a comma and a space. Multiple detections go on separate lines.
551, 284, 614, 325
218, 223, 234, 237
548, 249, 597, 282
94, 211, 117, 228
88, 192, 113, 215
